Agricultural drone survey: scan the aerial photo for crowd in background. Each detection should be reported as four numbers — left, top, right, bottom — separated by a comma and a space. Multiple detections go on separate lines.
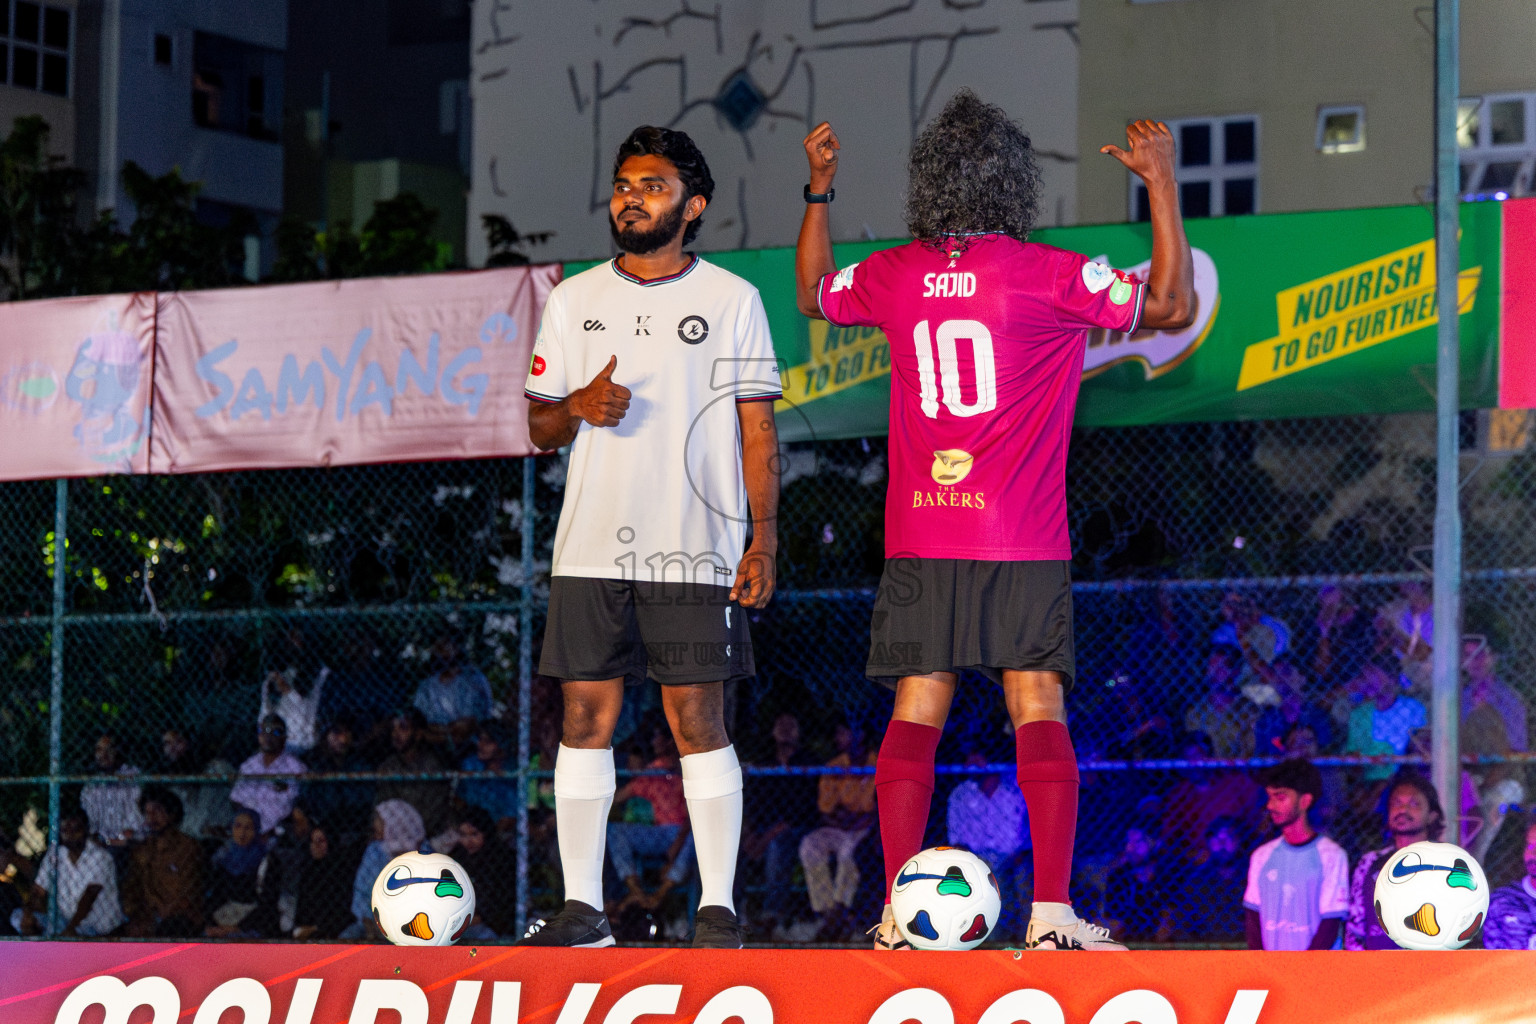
2, 580, 1533, 948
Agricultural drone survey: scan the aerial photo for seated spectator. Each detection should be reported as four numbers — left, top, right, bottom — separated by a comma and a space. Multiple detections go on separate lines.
798, 719, 877, 941
458, 723, 519, 832
1462, 638, 1528, 752
1102, 824, 1174, 943
1176, 817, 1248, 942
376, 708, 451, 834
14, 807, 124, 937
1213, 592, 1291, 683
1346, 771, 1445, 949
1160, 732, 1263, 864
122, 786, 204, 938
81, 732, 143, 847
260, 663, 329, 756
204, 807, 269, 937
1244, 759, 1349, 950
412, 630, 493, 751
1310, 585, 1376, 696
741, 711, 818, 933
1342, 653, 1427, 781
304, 716, 377, 841
158, 728, 234, 840
318, 630, 405, 760
291, 819, 355, 940
230, 714, 308, 835
1378, 581, 1433, 696
946, 748, 1029, 940
344, 800, 427, 940
447, 805, 516, 940
1253, 657, 1333, 757
1484, 822, 1536, 950
608, 724, 696, 915
1184, 647, 1260, 758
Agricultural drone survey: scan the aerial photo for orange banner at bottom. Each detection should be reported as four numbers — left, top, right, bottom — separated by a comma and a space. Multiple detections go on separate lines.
4, 942, 1533, 1024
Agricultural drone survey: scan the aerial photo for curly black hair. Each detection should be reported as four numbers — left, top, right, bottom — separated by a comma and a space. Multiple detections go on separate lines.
904, 89, 1043, 247
613, 126, 715, 246
1383, 770, 1446, 842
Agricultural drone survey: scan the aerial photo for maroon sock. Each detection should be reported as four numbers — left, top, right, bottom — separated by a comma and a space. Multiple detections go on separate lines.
875, 719, 941, 903
1015, 720, 1080, 905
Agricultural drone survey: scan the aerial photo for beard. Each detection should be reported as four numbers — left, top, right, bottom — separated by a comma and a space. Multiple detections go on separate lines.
610, 197, 689, 254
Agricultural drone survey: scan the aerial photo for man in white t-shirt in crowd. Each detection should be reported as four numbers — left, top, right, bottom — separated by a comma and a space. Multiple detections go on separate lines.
947, 748, 1029, 939
519, 125, 782, 949
1244, 758, 1349, 949
15, 808, 125, 937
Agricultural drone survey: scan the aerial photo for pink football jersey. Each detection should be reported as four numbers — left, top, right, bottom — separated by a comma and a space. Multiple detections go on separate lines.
817, 236, 1144, 560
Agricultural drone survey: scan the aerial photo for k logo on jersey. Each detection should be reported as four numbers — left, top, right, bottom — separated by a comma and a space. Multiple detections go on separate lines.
678, 315, 709, 344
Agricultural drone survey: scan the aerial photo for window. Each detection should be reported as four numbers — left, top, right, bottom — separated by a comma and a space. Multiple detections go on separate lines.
1130, 115, 1258, 221
1317, 105, 1365, 154
154, 32, 172, 67
191, 31, 283, 141
1458, 93, 1536, 198
1, 0, 70, 96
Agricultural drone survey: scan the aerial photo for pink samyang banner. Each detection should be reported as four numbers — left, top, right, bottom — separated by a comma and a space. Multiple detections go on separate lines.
0, 292, 155, 481
149, 265, 560, 473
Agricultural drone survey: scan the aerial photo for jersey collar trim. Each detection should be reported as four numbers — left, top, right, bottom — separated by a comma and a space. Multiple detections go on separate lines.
611, 254, 699, 287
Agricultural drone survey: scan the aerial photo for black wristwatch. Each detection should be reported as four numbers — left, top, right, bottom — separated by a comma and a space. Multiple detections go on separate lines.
804, 184, 835, 204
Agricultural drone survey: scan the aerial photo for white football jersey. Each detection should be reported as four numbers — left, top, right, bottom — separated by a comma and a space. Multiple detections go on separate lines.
525, 256, 782, 583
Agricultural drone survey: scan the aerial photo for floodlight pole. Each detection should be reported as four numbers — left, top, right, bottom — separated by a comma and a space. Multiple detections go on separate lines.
1431, 0, 1462, 830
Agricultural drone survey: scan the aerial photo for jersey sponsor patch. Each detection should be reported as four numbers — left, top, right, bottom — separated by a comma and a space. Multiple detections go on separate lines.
1082, 261, 1117, 293
830, 263, 859, 293
530, 355, 546, 376
678, 315, 709, 344
1109, 278, 1134, 305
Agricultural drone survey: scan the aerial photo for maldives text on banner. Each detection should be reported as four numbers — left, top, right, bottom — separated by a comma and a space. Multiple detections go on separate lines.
9, 942, 1536, 1024
149, 265, 560, 473
0, 291, 155, 482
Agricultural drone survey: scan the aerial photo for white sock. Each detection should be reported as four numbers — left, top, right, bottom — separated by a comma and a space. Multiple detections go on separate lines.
681, 744, 743, 914
553, 744, 616, 909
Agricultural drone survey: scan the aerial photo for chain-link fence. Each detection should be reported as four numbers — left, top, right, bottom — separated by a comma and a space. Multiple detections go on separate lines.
2, 411, 1534, 947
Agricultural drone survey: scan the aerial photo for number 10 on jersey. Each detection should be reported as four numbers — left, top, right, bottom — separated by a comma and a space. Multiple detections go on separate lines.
913, 319, 997, 419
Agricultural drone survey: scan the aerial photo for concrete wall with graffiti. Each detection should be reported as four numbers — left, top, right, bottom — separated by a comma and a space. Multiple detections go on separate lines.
468, 0, 1081, 266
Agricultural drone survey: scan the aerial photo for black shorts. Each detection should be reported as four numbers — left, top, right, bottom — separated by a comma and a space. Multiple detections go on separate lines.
865, 557, 1074, 690
540, 577, 754, 686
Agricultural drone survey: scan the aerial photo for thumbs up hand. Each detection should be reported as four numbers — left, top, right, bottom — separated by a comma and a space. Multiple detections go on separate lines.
569, 355, 631, 428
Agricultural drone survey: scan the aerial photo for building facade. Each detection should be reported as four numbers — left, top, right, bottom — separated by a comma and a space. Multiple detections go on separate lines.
1078, 0, 1536, 225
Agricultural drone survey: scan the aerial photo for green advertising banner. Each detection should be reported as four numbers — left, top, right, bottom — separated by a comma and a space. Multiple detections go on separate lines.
563, 201, 1502, 441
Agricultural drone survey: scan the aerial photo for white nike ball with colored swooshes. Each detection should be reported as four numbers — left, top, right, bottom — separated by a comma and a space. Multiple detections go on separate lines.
371, 851, 477, 946
1374, 841, 1489, 950
890, 846, 1001, 950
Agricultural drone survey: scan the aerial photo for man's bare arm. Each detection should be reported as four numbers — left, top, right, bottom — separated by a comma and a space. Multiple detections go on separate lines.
1101, 120, 1195, 331
795, 122, 841, 319
527, 355, 631, 450
732, 400, 779, 608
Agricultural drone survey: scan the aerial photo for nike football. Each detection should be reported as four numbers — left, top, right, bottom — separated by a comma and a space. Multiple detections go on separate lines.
371, 851, 477, 946
889, 846, 1001, 950
1373, 841, 1489, 950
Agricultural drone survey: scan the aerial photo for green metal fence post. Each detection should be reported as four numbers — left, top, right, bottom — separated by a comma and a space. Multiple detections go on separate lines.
46, 477, 67, 933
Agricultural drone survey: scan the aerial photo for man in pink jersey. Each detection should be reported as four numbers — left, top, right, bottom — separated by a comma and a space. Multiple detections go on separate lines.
794, 90, 1194, 950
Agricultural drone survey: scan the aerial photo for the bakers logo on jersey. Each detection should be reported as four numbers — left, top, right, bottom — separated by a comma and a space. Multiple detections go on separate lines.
914, 448, 985, 508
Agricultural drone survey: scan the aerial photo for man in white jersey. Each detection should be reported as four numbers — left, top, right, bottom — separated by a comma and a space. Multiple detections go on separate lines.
520, 126, 782, 948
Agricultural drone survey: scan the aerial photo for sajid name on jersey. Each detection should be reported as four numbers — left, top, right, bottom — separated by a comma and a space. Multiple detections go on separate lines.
1082, 248, 1221, 381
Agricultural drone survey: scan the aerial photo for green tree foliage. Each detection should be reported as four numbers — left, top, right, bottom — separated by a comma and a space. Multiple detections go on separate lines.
0, 116, 89, 300
272, 193, 452, 282
482, 213, 553, 267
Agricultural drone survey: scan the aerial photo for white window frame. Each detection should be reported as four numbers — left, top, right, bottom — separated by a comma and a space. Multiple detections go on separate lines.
1458, 92, 1536, 198
1127, 114, 1260, 221
1317, 104, 1366, 154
